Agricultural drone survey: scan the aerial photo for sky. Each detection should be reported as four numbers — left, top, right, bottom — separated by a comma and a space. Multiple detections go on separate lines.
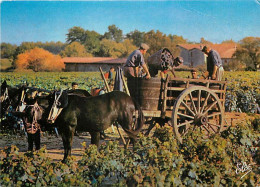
1, 0, 260, 45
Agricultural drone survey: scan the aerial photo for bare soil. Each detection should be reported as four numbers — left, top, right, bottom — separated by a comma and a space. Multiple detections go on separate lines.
0, 127, 124, 161
0, 112, 246, 161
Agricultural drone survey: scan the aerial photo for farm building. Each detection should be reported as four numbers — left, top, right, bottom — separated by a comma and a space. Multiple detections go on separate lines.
63, 57, 126, 72
177, 43, 237, 67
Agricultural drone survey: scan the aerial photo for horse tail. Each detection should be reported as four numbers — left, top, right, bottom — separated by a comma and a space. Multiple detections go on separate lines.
123, 98, 144, 139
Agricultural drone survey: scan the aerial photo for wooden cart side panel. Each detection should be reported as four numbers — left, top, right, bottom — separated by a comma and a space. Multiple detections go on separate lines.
165, 79, 227, 114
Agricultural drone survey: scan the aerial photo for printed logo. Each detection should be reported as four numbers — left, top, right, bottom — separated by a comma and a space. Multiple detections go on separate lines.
235, 162, 252, 179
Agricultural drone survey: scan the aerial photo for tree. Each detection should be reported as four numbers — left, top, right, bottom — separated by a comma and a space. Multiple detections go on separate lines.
66, 26, 86, 44
103, 25, 123, 43
221, 39, 236, 44
97, 38, 136, 58
200, 37, 213, 45
120, 39, 137, 57
38, 41, 66, 54
168, 34, 188, 45
13, 42, 37, 61
126, 30, 144, 47
223, 59, 246, 71
84, 30, 102, 55
143, 30, 180, 57
66, 27, 103, 56
15, 47, 64, 72
98, 39, 122, 57
0, 43, 17, 59
60, 42, 92, 57
233, 37, 260, 70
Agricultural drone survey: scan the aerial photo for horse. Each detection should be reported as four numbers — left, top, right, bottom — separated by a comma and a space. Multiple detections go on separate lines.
67, 89, 91, 97
0, 81, 28, 132
0, 81, 18, 117
0, 81, 28, 113
25, 89, 92, 133
48, 90, 144, 161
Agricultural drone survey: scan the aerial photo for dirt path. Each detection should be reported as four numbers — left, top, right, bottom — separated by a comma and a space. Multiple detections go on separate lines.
0, 128, 123, 161
0, 113, 247, 161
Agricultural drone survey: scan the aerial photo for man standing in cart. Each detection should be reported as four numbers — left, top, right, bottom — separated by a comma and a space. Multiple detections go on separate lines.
202, 45, 224, 81
123, 43, 151, 79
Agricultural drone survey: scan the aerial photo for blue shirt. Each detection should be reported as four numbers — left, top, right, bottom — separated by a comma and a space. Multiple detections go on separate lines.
125, 50, 145, 67
207, 49, 223, 76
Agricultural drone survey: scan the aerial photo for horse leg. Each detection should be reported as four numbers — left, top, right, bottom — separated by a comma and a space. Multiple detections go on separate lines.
61, 125, 75, 162
100, 130, 108, 140
89, 131, 100, 147
145, 118, 156, 136
118, 113, 138, 148
160, 117, 171, 127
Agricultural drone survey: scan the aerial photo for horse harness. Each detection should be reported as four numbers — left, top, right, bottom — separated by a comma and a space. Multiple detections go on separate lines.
0, 87, 9, 103
24, 102, 43, 134
16, 88, 27, 112
48, 90, 64, 124
1, 87, 13, 116
1, 86, 27, 112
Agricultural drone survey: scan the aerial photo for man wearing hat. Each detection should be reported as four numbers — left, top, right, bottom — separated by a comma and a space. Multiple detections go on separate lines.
202, 45, 224, 81
123, 43, 151, 79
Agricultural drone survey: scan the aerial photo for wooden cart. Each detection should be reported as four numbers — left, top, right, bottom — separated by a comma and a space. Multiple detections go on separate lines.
127, 77, 227, 143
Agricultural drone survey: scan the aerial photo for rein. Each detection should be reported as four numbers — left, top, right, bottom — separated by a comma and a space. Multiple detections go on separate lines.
48, 90, 64, 124
0, 88, 12, 116
3, 87, 9, 101
16, 89, 26, 112
1, 87, 9, 103
25, 102, 42, 134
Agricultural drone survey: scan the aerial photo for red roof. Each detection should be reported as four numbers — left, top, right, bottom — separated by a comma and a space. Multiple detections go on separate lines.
63, 57, 126, 64
178, 43, 237, 58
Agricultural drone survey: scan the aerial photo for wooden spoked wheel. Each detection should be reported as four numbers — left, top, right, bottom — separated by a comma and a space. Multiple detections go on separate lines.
172, 86, 224, 143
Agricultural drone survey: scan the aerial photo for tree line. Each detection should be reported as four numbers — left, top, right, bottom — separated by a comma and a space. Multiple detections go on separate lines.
1, 24, 259, 71
1, 25, 189, 59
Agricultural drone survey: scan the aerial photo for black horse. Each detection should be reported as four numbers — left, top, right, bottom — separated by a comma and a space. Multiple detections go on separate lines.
0, 81, 28, 132
48, 90, 144, 161
25, 89, 92, 133
1, 81, 19, 117
0, 81, 28, 111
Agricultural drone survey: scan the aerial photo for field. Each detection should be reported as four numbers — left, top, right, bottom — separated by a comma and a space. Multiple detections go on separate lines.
0, 71, 259, 186
1, 71, 259, 113
0, 59, 13, 71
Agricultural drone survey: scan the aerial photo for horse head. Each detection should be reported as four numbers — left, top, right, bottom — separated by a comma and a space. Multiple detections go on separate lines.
46, 89, 90, 123
15, 85, 28, 112
0, 80, 9, 103
0, 81, 24, 117
47, 90, 68, 124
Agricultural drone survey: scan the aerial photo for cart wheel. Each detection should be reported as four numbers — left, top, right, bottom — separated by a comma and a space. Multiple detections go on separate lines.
172, 86, 224, 143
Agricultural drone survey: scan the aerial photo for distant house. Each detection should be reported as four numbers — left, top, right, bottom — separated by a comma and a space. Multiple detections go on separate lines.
177, 44, 237, 67
63, 57, 126, 72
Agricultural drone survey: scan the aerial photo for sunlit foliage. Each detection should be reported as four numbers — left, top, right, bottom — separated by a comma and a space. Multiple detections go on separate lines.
14, 48, 64, 72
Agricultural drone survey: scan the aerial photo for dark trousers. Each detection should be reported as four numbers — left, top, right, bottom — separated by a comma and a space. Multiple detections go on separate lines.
27, 129, 41, 151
